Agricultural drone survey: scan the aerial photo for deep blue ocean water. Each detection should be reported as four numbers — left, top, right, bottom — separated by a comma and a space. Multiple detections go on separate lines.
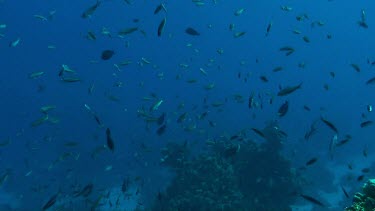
1, 0, 375, 210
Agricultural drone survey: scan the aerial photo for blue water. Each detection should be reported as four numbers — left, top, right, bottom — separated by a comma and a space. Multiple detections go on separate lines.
1, 0, 375, 210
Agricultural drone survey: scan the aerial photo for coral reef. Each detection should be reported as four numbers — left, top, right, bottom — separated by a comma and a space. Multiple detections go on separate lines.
345, 179, 375, 211
152, 123, 300, 210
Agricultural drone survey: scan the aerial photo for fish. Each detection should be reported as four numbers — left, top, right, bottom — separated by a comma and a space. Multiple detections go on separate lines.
279, 46, 295, 56
329, 134, 338, 159
74, 183, 93, 197
341, 186, 350, 198
357, 175, 365, 181
157, 17, 167, 37
365, 77, 375, 85
305, 157, 318, 166
248, 93, 255, 109
177, 112, 187, 123
9, 38, 21, 47
154, 3, 167, 14
265, 21, 272, 36
185, 27, 200, 36
302, 36, 310, 43
362, 168, 370, 173
82, 0, 101, 18
304, 121, 318, 141
277, 83, 302, 96
101, 50, 114, 60
118, 27, 138, 36
42, 193, 58, 210
61, 77, 81, 83
157, 112, 166, 125
320, 117, 339, 134
360, 120, 373, 128
358, 9, 368, 28
93, 115, 103, 127
303, 105, 311, 111
300, 194, 325, 207
251, 128, 265, 138
277, 101, 289, 117
259, 76, 268, 82
234, 8, 245, 16
156, 124, 166, 135
151, 99, 163, 111
106, 128, 115, 152
272, 66, 283, 72
350, 63, 361, 72
234, 31, 246, 38
336, 135, 352, 147
29, 71, 44, 79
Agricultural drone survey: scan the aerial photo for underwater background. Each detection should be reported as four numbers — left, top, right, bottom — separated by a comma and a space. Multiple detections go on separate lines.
1, 0, 375, 210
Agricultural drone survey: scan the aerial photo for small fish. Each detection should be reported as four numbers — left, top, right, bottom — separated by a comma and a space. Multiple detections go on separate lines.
336, 135, 352, 147
363, 147, 368, 157
329, 134, 338, 159
358, 9, 368, 28
305, 157, 318, 166
251, 128, 265, 138
177, 112, 187, 123
156, 124, 166, 135
154, 3, 167, 14
320, 117, 339, 134
185, 27, 200, 36
118, 27, 138, 36
277, 83, 302, 96
29, 71, 44, 79
62, 77, 81, 83
42, 193, 58, 210
304, 122, 317, 141
300, 194, 325, 207
303, 105, 311, 111
277, 101, 289, 117
279, 46, 295, 56
157, 17, 167, 37
362, 168, 370, 173
151, 99, 163, 111
157, 112, 166, 125
366, 77, 375, 85
360, 120, 373, 128
265, 21, 272, 36
302, 36, 310, 43
272, 66, 283, 72
233, 31, 246, 38
106, 128, 115, 152
9, 38, 21, 47
101, 50, 114, 60
259, 76, 268, 82
357, 175, 365, 181
341, 186, 350, 198
75, 183, 93, 197
82, 0, 101, 19
350, 63, 361, 72
234, 8, 245, 16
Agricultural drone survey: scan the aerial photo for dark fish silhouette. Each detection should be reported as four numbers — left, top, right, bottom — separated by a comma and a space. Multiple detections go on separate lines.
42, 193, 58, 210
156, 124, 166, 135
277, 101, 289, 117
101, 50, 115, 60
82, 1, 101, 19
277, 83, 302, 96
305, 157, 318, 166
185, 27, 200, 36
320, 117, 339, 134
300, 194, 325, 207
157, 18, 167, 37
106, 128, 115, 152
